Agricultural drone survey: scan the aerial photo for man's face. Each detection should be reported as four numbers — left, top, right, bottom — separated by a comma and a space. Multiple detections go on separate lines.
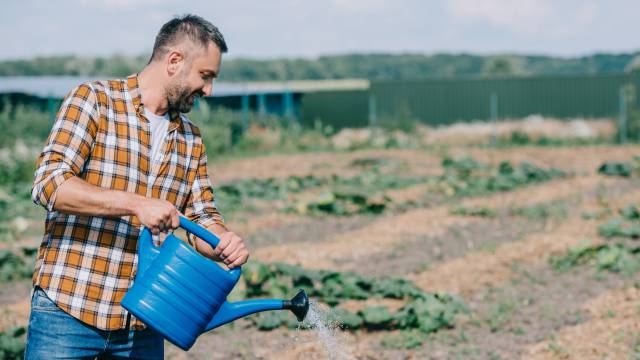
166, 42, 221, 113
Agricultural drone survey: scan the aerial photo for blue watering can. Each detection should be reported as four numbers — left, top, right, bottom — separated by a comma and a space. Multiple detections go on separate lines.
121, 216, 309, 351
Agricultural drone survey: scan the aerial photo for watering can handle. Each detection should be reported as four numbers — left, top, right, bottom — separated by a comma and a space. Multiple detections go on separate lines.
177, 216, 242, 277
178, 216, 221, 249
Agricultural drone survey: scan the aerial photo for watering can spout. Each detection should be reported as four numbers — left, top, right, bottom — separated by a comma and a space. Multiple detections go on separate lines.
283, 289, 310, 322
205, 290, 309, 331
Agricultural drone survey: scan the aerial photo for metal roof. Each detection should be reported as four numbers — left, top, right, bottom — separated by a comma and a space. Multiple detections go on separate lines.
0, 76, 369, 98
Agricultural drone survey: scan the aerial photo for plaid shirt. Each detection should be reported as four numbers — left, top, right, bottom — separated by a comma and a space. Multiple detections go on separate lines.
31, 74, 226, 330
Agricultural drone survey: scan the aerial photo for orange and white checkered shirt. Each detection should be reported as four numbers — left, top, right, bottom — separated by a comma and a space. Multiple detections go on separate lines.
31, 74, 226, 330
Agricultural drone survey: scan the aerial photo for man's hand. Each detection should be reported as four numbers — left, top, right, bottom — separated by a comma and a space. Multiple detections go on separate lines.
194, 231, 249, 269
134, 198, 180, 235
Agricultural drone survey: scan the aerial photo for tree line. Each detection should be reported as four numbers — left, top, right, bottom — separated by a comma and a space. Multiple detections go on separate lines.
0, 52, 638, 81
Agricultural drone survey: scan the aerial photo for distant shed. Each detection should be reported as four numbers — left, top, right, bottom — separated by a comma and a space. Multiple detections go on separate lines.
1, 73, 639, 129
0, 76, 370, 127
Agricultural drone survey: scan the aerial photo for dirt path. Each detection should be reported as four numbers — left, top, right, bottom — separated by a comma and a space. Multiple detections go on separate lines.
6, 145, 639, 359
524, 287, 640, 360
165, 262, 636, 360
210, 148, 443, 183
211, 145, 640, 183
252, 175, 617, 271
409, 184, 640, 297
450, 144, 640, 174
0, 296, 30, 333
241, 215, 377, 249
374, 263, 632, 359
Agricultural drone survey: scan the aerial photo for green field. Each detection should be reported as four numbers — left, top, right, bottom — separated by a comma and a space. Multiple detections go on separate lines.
1, 106, 639, 359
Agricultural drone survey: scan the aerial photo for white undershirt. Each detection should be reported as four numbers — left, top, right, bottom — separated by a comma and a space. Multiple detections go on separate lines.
144, 108, 170, 166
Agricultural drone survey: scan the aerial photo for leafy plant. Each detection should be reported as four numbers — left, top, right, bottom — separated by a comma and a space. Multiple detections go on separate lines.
596, 246, 639, 274
395, 294, 464, 333
0, 247, 35, 281
598, 205, 640, 239
597, 158, 640, 177
216, 169, 429, 216
326, 308, 363, 330
242, 262, 467, 334
253, 311, 298, 330
380, 330, 426, 350
294, 191, 390, 216
550, 244, 603, 272
359, 306, 394, 329
0, 326, 26, 360
437, 157, 565, 197
598, 218, 640, 239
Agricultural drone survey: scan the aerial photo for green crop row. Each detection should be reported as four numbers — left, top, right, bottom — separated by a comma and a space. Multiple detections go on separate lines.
218, 175, 325, 202
449, 206, 496, 218
218, 171, 427, 202
217, 157, 566, 217
242, 262, 468, 335
436, 157, 566, 197
216, 170, 428, 215
290, 191, 389, 216
598, 157, 640, 178
598, 204, 640, 239
449, 201, 569, 221
550, 243, 639, 274
551, 203, 640, 274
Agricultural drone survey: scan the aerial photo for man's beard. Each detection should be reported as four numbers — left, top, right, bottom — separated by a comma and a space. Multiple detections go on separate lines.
166, 83, 201, 114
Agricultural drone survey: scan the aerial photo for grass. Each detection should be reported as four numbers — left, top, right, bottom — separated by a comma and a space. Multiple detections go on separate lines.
491, 131, 611, 148
547, 337, 569, 357
633, 336, 640, 359
0, 326, 26, 360
508, 201, 569, 221
449, 206, 496, 218
484, 298, 518, 332
380, 330, 426, 350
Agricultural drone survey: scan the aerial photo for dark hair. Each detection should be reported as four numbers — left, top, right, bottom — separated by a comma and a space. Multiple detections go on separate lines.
150, 14, 228, 63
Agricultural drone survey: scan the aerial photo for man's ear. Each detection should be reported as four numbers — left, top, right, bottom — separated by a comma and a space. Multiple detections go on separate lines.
166, 50, 185, 77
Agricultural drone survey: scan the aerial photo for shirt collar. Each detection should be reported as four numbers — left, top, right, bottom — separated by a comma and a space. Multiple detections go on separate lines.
126, 73, 181, 132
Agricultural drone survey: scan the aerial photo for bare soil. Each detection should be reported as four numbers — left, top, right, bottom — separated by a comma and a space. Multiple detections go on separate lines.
4, 144, 640, 359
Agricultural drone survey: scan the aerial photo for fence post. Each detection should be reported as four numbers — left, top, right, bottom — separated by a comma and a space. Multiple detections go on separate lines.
283, 91, 294, 123
368, 94, 377, 128
241, 93, 250, 131
619, 87, 627, 144
257, 93, 266, 120
490, 92, 499, 146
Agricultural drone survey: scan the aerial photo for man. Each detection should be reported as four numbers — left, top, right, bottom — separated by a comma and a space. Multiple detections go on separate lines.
25, 15, 248, 359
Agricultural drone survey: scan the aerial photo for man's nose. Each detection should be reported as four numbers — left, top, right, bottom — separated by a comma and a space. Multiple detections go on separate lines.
203, 81, 213, 97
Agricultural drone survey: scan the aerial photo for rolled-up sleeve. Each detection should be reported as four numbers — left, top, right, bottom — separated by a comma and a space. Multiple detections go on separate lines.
32, 83, 99, 211
183, 143, 227, 231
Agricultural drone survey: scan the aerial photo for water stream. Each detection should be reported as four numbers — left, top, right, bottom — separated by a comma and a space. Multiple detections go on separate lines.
297, 300, 353, 360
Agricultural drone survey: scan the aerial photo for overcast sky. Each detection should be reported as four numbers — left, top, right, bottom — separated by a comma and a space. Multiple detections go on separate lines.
0, 0, 638, 60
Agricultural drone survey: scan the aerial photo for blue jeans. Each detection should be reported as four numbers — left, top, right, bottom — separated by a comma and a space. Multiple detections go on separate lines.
24, 287, 164, 359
